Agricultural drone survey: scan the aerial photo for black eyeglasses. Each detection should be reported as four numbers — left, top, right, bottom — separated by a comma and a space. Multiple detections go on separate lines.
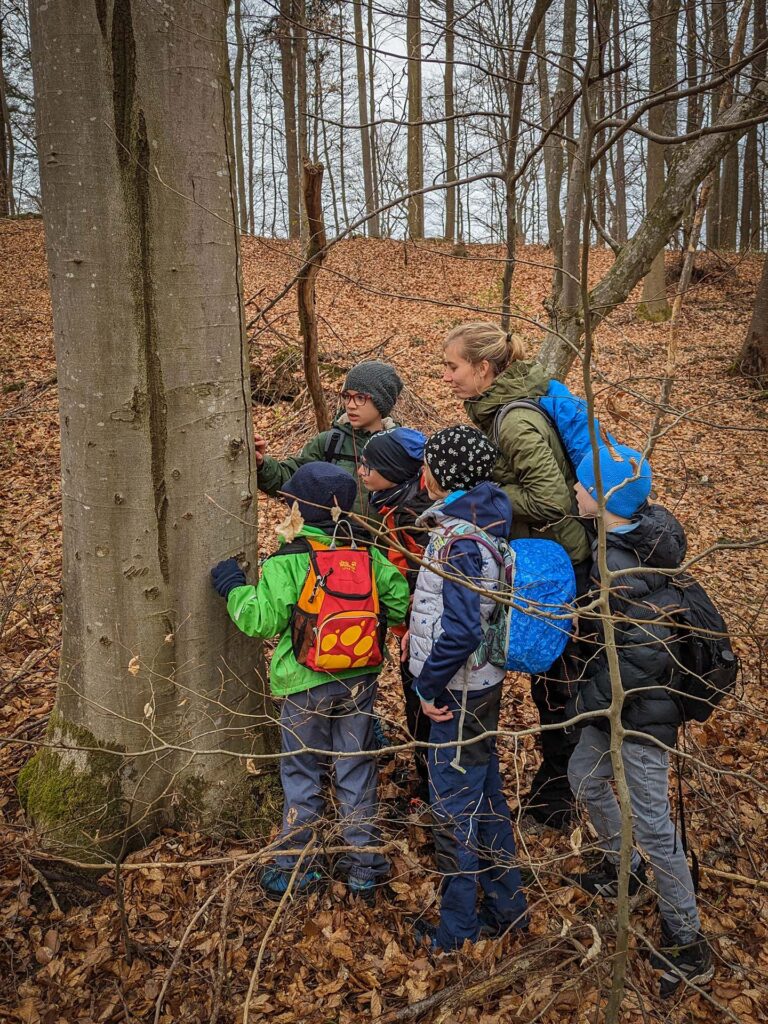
340, 390, 372, 408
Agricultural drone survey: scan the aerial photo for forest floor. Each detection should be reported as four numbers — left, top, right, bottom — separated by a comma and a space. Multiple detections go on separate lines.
1, 217, 767, 1024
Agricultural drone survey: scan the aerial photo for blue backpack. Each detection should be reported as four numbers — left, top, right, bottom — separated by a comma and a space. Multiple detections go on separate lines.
492, 379, 618, 474
443, 529, 576, 675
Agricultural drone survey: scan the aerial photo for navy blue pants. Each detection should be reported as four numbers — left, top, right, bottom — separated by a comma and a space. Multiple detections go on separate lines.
428, 685, 527, 949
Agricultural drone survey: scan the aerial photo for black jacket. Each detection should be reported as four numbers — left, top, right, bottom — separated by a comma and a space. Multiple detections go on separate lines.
569, 503, 688, 747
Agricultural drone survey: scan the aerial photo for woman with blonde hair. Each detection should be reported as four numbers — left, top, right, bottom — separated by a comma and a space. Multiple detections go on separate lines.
442, 321, 591, 831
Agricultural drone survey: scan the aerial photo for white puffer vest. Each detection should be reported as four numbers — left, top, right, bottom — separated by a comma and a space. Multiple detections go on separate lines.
409, 511, 507, 696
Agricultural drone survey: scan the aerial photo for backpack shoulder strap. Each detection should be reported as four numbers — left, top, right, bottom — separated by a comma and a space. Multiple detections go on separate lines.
323, 427, 346, 464
492, 398, 558, 447
440, 526, 511, 591
265, 536, 313, 560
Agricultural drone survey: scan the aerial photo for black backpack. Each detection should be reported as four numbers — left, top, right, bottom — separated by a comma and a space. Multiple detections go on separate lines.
672, 575, 739, 722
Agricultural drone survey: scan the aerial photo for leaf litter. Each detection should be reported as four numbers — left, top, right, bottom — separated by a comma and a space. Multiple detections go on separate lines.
1, 220, 768, 1022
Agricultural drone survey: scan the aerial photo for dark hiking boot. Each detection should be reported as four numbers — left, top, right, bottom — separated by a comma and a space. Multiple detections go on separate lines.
477, 902, 530, 939
572, 856, 649, 903
650, 926, 714, 998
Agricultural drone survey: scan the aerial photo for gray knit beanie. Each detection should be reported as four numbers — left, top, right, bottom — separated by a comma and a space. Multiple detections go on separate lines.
343, 361, 403, 416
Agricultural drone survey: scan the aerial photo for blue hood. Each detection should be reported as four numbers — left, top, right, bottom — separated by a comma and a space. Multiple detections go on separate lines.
419, 482, 512, 539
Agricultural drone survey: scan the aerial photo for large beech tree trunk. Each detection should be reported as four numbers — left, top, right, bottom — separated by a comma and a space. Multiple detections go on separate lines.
21, 0, 275, 859
539, 79, 768, 378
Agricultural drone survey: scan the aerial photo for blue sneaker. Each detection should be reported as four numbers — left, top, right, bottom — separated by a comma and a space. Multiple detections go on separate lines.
260, 866, 325, 901
346, 876, 378, 905
372, 715, 390, 751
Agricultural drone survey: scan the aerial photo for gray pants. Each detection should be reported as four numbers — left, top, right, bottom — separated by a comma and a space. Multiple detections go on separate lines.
568, 725, 701, 942
275, 675, 388, 882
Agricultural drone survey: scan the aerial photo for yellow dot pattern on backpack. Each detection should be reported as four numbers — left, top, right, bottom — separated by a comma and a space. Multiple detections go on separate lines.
340, 625, 362, 648
320, 654, 353, 670
320, 633, 338, 653
353, 635, 374, 657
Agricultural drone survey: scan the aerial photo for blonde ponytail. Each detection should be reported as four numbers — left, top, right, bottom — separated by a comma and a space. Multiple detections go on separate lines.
444, 321, 526, 376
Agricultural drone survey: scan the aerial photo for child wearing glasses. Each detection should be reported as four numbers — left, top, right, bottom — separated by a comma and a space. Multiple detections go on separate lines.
255, 361, 403, 525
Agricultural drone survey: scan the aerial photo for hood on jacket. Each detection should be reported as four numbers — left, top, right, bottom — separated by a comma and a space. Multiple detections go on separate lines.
333, 411, 397, 437
465, 360, 551, 430
608, 504, 687, 569
417, 481, 512, 539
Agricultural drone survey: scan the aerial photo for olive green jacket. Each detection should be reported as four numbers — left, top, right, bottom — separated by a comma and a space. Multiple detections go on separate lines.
256, 413, 397, 525
465, 361, 590, 564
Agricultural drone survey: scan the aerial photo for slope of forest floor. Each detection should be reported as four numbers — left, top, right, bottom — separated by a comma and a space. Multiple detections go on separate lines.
1, 218, 767, 1024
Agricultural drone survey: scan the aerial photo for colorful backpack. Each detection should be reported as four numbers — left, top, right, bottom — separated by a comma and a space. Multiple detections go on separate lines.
491, 379, 618, 474
280, 531, 386, 673
441, 527, 576, 675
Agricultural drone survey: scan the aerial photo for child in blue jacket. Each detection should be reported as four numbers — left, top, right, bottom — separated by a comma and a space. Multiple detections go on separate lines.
409, 425, 528, 950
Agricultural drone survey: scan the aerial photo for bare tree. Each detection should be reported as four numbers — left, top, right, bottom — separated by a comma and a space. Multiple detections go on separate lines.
353, 0, 379, 236
278, 0, 301, 237
233, 0, 248, 233
406, 0, 424, 238
20, 0, 274, 858
444, 0, 457, 242
738, 251, 768, 379
0, 13, 15, 216
639, 0, 680, 321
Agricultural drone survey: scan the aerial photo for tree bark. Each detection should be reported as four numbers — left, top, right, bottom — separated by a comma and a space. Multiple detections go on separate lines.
538, 78, 768, 378
536, 13, 561, 248
639, 0, 679, 321
737, 252, 768, 381
278, 0, 300, 238
550, 0, 577, 295
353, 0, 379, 236
740, 0, 766, 248
406, 0, 424, 238
233, 0, 248, 233
0, 16, 15, 217
367, 0, 381, 234
444, 0, 456, 241
338, 18, 350, 230
610, 0, 628, 243
246, 37, 255, 234
298, 162, 330, 431
706, 0, 728, 248
501, 0, 554, 328
22, 0, 275, 859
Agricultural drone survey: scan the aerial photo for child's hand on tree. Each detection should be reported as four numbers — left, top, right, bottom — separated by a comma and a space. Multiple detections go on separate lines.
211, 558, 246, 598
254, 433, 268, 468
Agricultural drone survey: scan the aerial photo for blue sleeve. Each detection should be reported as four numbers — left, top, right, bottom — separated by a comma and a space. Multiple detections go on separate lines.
412, 539, 484, 703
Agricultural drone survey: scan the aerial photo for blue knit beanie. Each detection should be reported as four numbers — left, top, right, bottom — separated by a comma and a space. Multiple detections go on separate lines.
576, 444, 652, 518
281, 463, 357, 523
362, 427, 426, 484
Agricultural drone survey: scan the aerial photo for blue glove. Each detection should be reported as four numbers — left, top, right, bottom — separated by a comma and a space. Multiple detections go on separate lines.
211, 558, 246, 598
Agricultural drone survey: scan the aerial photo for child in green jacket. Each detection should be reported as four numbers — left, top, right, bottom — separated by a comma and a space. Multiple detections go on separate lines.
254, 360, 403, 523
211, 463, 409, 901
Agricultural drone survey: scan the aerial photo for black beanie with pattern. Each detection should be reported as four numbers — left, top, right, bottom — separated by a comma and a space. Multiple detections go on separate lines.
424, 425, 499, 491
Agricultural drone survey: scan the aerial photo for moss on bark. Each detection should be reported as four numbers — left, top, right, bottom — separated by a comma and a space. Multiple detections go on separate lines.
18, 711, 127, 861
175, 767, 282, 840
